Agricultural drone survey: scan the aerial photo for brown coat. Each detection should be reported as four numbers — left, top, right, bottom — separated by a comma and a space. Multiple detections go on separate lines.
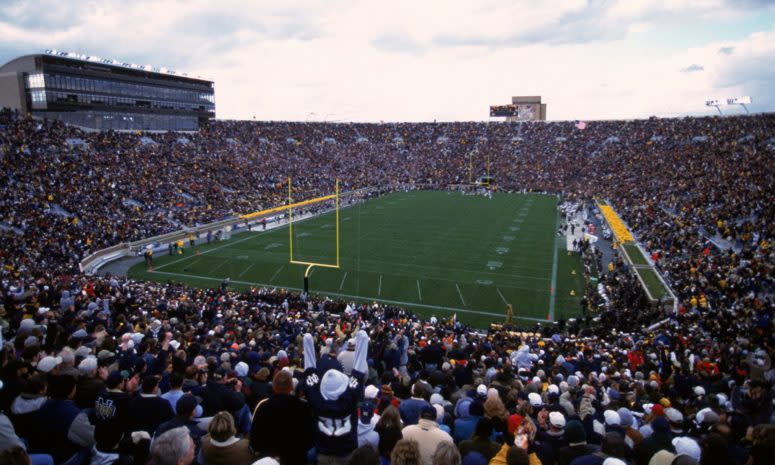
200, 435, 256, 465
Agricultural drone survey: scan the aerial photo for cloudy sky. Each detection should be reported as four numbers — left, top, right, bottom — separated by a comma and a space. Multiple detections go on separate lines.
1, 0, 774, 121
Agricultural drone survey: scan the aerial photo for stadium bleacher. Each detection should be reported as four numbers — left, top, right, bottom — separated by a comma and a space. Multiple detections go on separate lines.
0, 107, 772, 465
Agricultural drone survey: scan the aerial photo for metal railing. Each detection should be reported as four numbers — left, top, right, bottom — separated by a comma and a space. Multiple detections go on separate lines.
79, 185, 404, 275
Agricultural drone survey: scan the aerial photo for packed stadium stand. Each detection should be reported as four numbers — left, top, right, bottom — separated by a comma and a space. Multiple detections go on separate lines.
0, 107, 773, 465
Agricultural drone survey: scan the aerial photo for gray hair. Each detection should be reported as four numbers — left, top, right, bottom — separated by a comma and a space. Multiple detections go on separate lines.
432, 441, 461, 465
59, 347, 75, 365
151, 427, 192, 465
78, 356, 98, 375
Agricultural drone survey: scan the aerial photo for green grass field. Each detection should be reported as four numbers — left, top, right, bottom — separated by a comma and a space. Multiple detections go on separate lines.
636, 268, 669, 300
128, 191, 585, 328
623, 243, 649, 266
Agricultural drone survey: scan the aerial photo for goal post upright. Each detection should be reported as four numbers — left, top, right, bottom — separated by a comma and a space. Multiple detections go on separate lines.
288, 176, 293, 262
285, 177, 340, 294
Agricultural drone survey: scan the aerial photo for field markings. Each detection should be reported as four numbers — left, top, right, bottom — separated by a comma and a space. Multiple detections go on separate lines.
156, 232, 260, 271
179, 257, 203, 270
269, 265, 285, 282
455, 284, 466, 306
237, 262, 257, 279
496, 287, 508, 305
378, 274, 383, 296
339, 272, 348, 290
209, 258, 229, 276
548, 216, 560, 321
416, 280, 422, 302
147, 269, 547, 322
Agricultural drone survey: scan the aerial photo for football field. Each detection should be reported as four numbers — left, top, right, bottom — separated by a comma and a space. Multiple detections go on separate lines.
128, 191, 585, 328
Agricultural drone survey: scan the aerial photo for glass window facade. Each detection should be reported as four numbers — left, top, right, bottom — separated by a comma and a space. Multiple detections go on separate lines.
41, 73, 214, 109
26, 73, 45, 88
26, 68, 214, 131
35, 110, 199, 131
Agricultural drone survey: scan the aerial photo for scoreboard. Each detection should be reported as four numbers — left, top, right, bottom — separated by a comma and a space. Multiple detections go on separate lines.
489, 97, 546, 121
490, 105, 518, 117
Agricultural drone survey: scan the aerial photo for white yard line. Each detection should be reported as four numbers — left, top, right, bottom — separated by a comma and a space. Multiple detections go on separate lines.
416, 280, 422, 302
496, 287, 508, 305
237, 262, 257, 279
156, 232, 258, 270
339, 272, 348, 291
455, 283, 466, 306
209, 259, 229, 276
378, 274, 383, 296
269, 265, 285, 282
148, 269, 547, 321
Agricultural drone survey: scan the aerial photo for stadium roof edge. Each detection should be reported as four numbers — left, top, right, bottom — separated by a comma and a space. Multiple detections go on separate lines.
0, 51, 213, 84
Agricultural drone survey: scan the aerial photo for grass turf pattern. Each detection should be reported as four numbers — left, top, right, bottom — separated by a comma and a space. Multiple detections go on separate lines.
129, 191, 584, 328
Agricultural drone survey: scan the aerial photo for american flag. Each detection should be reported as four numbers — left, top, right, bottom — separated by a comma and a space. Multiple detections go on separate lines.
575, 120, 587, 130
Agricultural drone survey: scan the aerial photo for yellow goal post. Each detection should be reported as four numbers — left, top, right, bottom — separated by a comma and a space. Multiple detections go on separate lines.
239, 178, 340, 293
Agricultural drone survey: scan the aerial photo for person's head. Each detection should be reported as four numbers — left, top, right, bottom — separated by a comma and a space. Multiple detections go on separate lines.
169, 371, 184, 390
420, 405, 437, 422
565, 420, 587, 445
207, 411, 236, 442
78, 356, 98, 377
349, 445, 380, 465
150, 427, 195, 465
272, 370, 294, 395
412, 381, 429, 400
391, 439, 422, 465
749, 424, 775, 465
142, 375, 160, 394
506, 446, 530, 465
376, 405, 402, 430
21, 373, 46, 396
700, 432, 732, 465
432, 441, 461, 465
175, 394, 198, 420
474, 417, 494, 439
600, 432, 628, 459
47, 374, 76, 399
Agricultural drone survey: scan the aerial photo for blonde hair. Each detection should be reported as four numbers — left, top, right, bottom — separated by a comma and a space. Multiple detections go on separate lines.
432, 441, 461, 465
391, 439, 422, 465
207, 411, 236, 442
484, 395, 509, 422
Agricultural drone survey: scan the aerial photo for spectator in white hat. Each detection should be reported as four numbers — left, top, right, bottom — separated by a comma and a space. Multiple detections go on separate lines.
36, 356, 62, 375
671, 437, 701, 462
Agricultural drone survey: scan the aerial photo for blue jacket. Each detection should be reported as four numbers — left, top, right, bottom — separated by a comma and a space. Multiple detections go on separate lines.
453, 416, 481, 444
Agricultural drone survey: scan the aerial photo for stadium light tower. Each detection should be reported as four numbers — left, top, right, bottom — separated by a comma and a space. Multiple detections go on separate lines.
705, 99, 723, 115
727, 96, 752, 114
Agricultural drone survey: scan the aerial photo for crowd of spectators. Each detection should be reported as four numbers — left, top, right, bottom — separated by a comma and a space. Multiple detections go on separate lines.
0, 108, 772, 465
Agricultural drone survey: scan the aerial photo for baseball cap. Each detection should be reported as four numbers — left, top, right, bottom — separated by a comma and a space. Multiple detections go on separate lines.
365, 385, 380, 400
106, 370, 130, 388
37, 356, 63, 373
549, 411, 566, 428
672, 437, 701, 461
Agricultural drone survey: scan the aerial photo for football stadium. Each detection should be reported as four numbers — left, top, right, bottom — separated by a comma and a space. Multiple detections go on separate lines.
0, 3, 774, 465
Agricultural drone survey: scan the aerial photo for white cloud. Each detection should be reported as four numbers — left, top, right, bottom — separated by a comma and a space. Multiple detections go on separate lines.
0, 0, 773, 121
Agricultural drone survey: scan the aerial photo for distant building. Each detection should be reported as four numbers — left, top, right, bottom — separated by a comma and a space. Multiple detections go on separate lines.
0, 50, 214, 131
489, 96, 546, 121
